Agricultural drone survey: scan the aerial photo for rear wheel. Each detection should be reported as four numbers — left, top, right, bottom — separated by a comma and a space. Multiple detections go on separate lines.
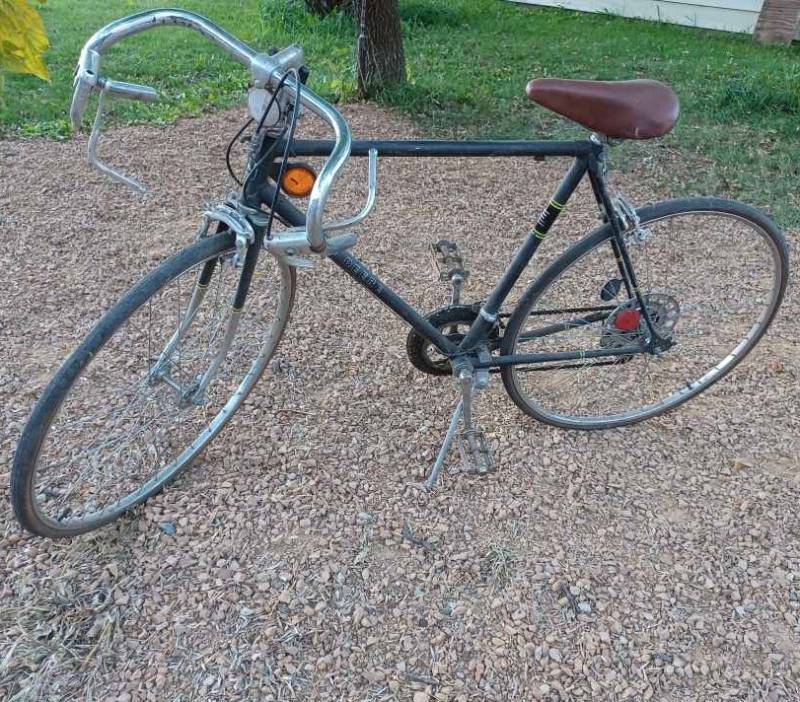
501, 198, 788, 429
12, 232, 295, 537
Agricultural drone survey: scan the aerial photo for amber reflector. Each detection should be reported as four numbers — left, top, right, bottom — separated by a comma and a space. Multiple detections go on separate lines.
281, 165, 316, 197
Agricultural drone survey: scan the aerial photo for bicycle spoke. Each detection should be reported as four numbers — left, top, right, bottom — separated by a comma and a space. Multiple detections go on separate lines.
26, 244, 293, 527
506, 206, 785, 427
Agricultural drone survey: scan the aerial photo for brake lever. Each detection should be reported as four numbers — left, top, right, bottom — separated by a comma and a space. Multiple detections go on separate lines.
87, 89, 147, 193
272, 147, 377, 253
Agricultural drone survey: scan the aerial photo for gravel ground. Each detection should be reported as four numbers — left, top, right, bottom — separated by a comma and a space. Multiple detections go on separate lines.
1, 104, 799, 701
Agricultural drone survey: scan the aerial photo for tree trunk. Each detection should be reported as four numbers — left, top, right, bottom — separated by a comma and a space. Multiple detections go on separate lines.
754, 0, 800, 44
353, 0, 406, 98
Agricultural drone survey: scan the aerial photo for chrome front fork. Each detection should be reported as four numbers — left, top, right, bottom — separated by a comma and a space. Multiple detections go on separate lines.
188, 306, 242, 405
148, 266, 249, 406
149, 203, 255, 406
148, 279, 210, 387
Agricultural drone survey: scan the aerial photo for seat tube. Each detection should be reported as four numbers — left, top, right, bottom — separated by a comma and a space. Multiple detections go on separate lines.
459, 157, 588, 352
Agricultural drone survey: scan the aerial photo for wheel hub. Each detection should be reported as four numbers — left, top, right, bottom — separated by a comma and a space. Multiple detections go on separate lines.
600, 293, 680, 350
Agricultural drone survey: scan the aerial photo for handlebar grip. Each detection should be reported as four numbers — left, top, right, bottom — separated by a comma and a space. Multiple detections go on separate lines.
101, 78, 158, 102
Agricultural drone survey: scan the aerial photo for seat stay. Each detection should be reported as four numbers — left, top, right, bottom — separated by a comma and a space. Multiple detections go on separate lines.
585, 157, 664, 347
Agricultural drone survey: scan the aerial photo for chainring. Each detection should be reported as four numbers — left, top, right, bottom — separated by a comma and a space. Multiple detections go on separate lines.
406, 305, 499, 376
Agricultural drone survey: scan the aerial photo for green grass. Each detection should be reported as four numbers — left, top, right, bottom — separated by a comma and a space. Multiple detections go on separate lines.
3, 0, 799, 225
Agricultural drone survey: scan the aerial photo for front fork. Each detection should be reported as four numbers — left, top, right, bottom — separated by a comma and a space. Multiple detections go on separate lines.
148, 217, 266, 406
147, 260, 215, 400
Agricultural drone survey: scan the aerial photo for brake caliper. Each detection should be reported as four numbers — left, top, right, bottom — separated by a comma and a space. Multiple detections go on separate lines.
613, 194, 652, 243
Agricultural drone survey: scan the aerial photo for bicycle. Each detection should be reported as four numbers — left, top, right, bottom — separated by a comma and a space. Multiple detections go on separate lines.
11, 10, 789, 538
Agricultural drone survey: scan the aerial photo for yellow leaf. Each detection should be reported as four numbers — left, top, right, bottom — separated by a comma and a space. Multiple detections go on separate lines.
0, 0, 50, 81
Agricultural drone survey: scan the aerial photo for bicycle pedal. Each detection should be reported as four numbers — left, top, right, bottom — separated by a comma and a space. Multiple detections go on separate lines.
457, 429, 494, 475
430, 239, 469, 282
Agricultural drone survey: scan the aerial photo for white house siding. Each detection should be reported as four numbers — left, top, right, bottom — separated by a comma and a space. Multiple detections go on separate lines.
511, 0, 766, 33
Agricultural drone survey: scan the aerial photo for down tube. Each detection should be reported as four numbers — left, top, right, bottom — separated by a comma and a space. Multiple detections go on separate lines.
263, 183, 458, 355
328, 250, 459, 355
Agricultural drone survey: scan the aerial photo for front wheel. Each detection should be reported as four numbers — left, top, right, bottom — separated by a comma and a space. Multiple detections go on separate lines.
12, 232, 295, 537
501, 198, 788, 430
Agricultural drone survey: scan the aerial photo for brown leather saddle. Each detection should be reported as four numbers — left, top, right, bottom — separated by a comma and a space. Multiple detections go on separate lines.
526, 78, 679, 140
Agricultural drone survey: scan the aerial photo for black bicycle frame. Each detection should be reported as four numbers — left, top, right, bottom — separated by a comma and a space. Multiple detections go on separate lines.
258, 137, 650, 369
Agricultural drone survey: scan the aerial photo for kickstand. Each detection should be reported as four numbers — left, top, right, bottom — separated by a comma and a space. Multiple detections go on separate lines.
424, 398, 463, 490
423, 363, 494, 490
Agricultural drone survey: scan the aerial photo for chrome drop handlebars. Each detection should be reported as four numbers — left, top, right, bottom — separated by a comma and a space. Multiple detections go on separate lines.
70, 8, 353, 253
